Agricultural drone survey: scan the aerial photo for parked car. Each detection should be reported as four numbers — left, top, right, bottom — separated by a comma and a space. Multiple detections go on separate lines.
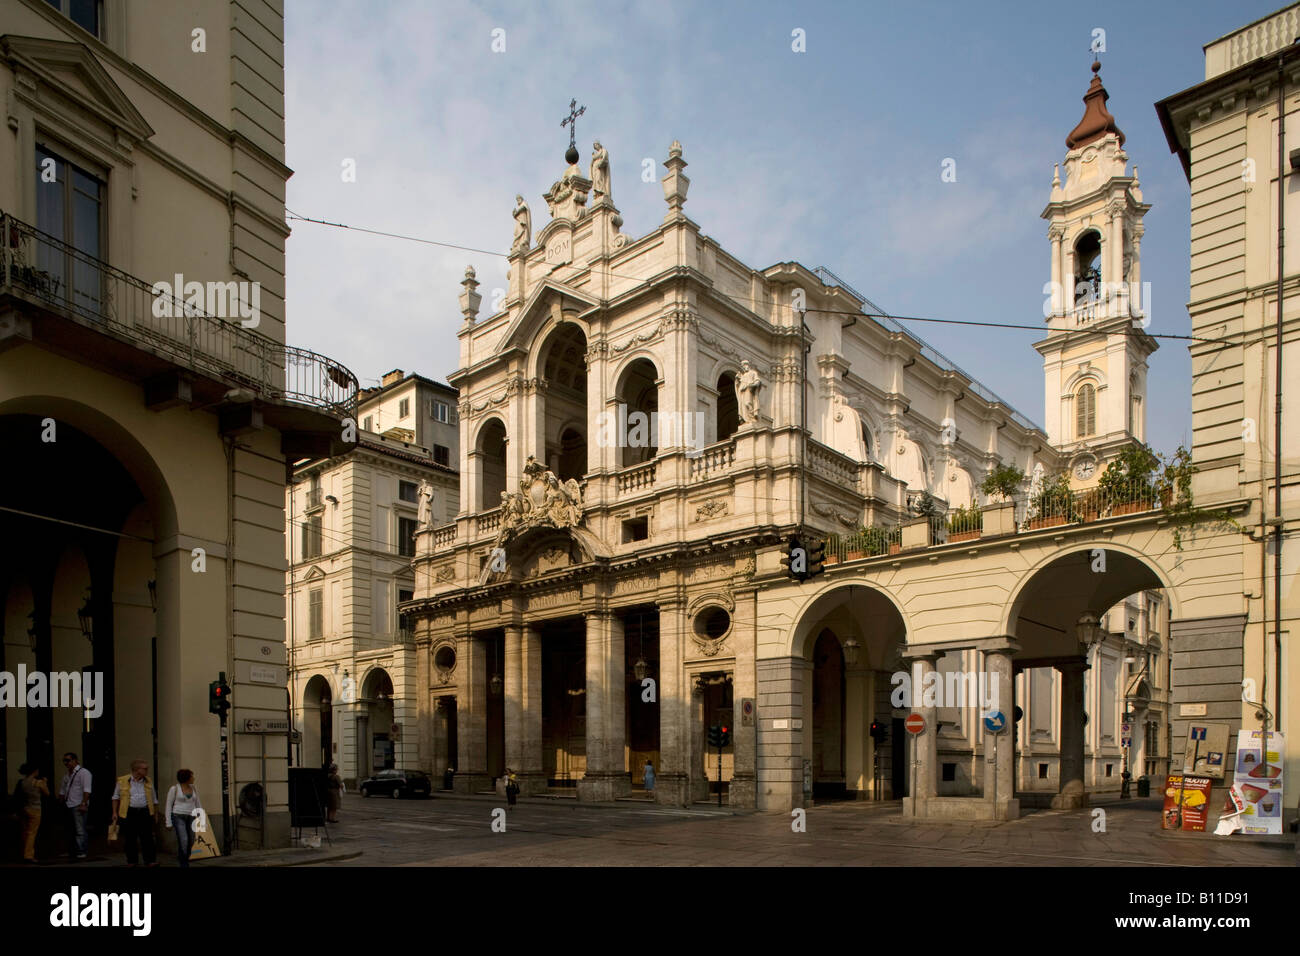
358, 769, 432, 799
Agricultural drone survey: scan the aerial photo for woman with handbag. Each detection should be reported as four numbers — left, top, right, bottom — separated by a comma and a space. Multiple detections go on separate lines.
17, 764, 48, 863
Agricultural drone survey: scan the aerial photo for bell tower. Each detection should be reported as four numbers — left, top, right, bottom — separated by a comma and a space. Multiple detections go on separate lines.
1035, 61, 1158, 480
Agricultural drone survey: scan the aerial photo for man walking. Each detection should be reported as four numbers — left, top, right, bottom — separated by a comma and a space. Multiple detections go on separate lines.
111, 759, 159, 867
58, 752, 91, 860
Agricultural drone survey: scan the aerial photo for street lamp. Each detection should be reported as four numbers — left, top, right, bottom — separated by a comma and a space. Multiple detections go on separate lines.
841, 636, 861, 667
77, 594, 94, 644
1075, 612, 1102, 651
147, 579, 157, 612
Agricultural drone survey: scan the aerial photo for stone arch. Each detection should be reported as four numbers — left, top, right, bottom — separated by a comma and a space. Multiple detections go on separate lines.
302, 673, 333, 770
474, 415, 509, 510
614, 356, 661, 467
788, 579, 910, 661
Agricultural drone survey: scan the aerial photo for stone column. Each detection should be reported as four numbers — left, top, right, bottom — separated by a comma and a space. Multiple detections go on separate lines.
1049, 229, 1063, 316
845, 658, 871, 797
520, 624, 544, 794
655, 601, 690, 806
577, 610, 628, 801
503, 623, 523, 776
982, 643, 1019, 820
1062, 236, 1075, 314
901, 652, 941, 816
455, 632, 490, 793
416, 640, 432, 773
729, 588, 758, 808
1052, 657, 1089, 809
690, 674, 709, 803
1109, 207, 1123, 313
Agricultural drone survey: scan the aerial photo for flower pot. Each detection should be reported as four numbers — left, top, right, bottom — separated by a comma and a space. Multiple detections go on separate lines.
824, 553, 840, 566
1113, 501, 1147, 516
1027, 515, 1068, 530
948, 530, 981, 543
888, 543, 902, 555
845, 550, 865, 561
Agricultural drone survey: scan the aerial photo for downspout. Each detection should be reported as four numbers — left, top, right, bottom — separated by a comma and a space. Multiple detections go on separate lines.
287, 477, 296, 770
1273, 53, 1286, 732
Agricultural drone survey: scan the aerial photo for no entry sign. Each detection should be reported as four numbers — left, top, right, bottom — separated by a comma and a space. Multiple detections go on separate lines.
905, 713, 926, 735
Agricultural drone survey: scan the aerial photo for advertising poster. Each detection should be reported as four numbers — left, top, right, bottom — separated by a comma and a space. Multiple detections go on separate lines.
1233, 730, 1285, 835
1161, 774, 1213, 831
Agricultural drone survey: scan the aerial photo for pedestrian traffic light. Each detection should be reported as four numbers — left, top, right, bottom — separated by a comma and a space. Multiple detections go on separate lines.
707, 723, 722, 748
209, 675, 231, 717
718, 725, 731, 748
806, 538, 826, 578
780, 536, 807, 581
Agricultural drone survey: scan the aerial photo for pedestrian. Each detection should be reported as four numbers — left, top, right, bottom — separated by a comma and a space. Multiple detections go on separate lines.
505, 768, 519, 809
325, 764, 342, 823
17, 763, 49, 863
58, 752, 91, 860
111, 759, 158, 867
643, 759, 656, 794
163, 769, 202, 868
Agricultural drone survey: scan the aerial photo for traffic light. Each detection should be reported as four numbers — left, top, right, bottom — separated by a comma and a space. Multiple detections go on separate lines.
780, 536, 807, 581
718, 725, 731, 748
869, 720, 888, 743
707, 723, 722, 748
209, 674, 232, 717
806, 538, 826, 578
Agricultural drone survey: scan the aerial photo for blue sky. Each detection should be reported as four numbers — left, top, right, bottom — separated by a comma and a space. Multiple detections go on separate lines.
284, 0, 1281, 455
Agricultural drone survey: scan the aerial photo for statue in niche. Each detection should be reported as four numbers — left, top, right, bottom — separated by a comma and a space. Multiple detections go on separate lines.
511, 195, 532, 253
417, 479, 435, 528
735, 360, 764, 423
590, 141, 611, 205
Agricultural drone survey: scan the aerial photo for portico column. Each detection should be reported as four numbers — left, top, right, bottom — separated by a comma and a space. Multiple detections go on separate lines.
655, 601, 690, 806
729, 587, 758, 808
520, 624, 544, 794
455, 632, 490, 794
503, 623, 523, 775
1052, 657, 1089, 809
1049, 229, 1063, 316
982, 642, 1020, 820
901, 651, 941, 816
577, 609, 628, 801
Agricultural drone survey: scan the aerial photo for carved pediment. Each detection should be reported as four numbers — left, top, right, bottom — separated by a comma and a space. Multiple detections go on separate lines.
2, 36, 154, 143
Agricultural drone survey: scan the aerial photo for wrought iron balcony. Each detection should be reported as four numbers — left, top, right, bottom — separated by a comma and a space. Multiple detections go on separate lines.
2, 211, 358, 424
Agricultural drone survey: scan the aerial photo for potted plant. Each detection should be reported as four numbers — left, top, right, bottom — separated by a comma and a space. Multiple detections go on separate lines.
947, 504, 983, 542
858, 526, 893, 557
979, 463, 1025, 504
823, 533, 841, 565
1027, 473, 1075, 529
844, 532, 866, 561
1095, 446, 1159, 516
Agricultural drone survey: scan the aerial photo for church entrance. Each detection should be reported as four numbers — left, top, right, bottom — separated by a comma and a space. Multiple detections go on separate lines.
624, 607, 660, 789
541, 618, 586, 787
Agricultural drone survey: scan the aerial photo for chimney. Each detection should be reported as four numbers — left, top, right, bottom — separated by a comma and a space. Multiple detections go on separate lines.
381, 369, 405, 387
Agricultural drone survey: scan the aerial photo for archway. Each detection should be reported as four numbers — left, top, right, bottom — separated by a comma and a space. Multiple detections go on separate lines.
716, 371, 739, 442
791, 583, 909, 800
302, 675, 333, 769
477, 418, 508, 510
617, 358, 659, 467
538, 323, 590, 479
361, 668, 394, 774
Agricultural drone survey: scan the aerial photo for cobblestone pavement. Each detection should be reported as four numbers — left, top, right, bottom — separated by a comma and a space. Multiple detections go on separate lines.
229, 793, 1294, 868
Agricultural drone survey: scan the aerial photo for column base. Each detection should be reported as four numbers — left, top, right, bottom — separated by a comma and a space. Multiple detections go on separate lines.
1050, 791, 1089, 810
576, 772, 629, 802
453, 773, 493, 795
654, 772, 690, 807
903, 796, 1020, 820
728, 773, 756, 809
516, 772, 548, 796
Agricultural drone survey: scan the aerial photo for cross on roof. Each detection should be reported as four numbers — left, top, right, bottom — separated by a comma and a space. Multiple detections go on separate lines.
561, 98, 586, 150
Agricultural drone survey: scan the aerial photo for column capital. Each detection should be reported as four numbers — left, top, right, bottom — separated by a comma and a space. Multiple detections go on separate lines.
898, 649, 943, 666
981, 638, 1021, 657
1053, 656, 1090, 675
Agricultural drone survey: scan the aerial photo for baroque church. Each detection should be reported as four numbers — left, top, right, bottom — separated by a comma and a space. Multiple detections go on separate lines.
400, 66, 1173, 817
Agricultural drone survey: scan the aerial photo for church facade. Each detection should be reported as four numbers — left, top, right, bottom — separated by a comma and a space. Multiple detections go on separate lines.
404, 70, 1190, 818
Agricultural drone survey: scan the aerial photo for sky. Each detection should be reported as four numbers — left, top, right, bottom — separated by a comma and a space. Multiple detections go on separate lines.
283, 0, 1283, 456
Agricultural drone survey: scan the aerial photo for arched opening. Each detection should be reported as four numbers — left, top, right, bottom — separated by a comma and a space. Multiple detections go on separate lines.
1006, 548, 1172, 809
361, 668, 395, 774
0, 411, 171, 848
617, 358, 659, 468
860, 418, 875, 462
791, 584, 909, 801
1074, 230, 1102, 303
477, 418, 508, 509
716, 371, 739, 442
539, 323, 589, 479
302, 675, 333, 770
1075, 383, 1097, 439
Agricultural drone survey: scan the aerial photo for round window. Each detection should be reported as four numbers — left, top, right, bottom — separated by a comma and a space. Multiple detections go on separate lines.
693, 606, 731, 641
434, 645, 456, 672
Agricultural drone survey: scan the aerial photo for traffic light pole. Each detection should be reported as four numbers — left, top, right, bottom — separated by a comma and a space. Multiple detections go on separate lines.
219, 710, 231, 855
717, 742, 723, 808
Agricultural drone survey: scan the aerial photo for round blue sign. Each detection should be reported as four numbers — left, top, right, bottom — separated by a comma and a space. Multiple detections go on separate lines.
983, 711, 1007, 734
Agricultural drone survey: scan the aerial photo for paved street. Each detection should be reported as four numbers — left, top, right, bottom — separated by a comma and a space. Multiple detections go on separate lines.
237, 793, 1295, 867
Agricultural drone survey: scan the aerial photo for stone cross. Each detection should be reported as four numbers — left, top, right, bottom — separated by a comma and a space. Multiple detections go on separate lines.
561, 98, 586, 151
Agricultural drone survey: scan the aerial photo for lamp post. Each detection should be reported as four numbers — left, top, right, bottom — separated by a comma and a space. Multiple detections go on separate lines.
77, 594, 94, 644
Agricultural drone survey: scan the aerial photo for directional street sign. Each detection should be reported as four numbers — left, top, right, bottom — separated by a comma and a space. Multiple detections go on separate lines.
905, 713, 926, 735
983, 711, 1007, 735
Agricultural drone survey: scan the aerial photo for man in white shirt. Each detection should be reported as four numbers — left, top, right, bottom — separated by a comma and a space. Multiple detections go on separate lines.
112, 759, 159, 866
58, 752, 91, 860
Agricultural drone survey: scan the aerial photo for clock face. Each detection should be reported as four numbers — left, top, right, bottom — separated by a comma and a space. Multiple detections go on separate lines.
1075, 459, 1096, 480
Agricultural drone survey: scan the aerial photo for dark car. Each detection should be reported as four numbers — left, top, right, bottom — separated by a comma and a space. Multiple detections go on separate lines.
358, 769, 432, 799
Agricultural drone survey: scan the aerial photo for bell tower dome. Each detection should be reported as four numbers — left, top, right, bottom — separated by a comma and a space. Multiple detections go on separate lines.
1035, 61, 1158, 478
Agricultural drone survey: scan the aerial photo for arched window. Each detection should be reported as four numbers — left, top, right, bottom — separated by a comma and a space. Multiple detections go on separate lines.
1074, 231, 1101, 304
1076, 383, 1096, 439
859, 419, 874, 462
716, 372, 739, 442
477, 419, 508, 508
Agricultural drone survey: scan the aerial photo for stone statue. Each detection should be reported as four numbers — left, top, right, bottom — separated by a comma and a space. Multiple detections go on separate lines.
417, 479, 434, 528
590, 141, 611, 205
512, 195, 531, 253
735, 360, 764, 423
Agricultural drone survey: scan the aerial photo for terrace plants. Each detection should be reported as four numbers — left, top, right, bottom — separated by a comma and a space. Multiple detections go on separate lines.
946, 504, 983, 542
1098, 446, 1161, 514
979, 463, 1025, 503
1027, 472, 1075, 528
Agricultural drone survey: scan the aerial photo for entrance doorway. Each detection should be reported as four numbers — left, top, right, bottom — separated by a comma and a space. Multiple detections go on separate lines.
542, 619, 586, 786
812, 629, 847, 799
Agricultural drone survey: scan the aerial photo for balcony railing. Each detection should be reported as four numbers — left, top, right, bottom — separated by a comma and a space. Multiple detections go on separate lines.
477, 507, 502, 534
806, 440, 860, 490
2, 211, 358, 420
1024, 478, 1164, 530
689, 440, 735, 481
306, 487, 323, 510
432, 524, 458, 548
618, 460, 657, 493
823, 526, 902, 563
